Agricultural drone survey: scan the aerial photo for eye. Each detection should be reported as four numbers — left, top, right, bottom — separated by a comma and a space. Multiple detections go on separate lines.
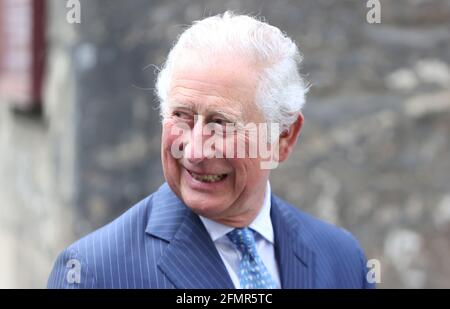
209, 118, 238, 136
211, 117, 236, 127
173, 110, 191, 119
212, 118, 226, 125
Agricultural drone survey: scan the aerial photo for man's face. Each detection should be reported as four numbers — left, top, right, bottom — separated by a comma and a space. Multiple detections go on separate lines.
161, 53, 272, 226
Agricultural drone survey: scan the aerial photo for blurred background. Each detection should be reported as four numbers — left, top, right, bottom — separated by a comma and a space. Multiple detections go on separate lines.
0, 0, 449, 288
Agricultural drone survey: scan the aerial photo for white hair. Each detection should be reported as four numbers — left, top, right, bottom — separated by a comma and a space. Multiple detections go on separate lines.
156, 11, 308, 130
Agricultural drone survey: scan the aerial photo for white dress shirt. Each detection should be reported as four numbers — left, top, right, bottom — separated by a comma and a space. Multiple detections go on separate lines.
199, 182, 281, 289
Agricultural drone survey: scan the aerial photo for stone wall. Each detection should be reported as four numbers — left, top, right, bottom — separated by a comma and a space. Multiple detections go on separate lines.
0, 0, 80, 287
0, 0, 449, 288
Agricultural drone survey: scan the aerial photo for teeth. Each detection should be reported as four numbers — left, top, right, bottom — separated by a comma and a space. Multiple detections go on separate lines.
190, 171, 226, 183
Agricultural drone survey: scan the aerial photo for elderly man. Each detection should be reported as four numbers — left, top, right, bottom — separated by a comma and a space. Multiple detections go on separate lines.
48, 12, 373, 289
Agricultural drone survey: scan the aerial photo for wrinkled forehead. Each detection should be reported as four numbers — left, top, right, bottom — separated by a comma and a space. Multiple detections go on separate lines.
168, 50, 264, 120
172, 50, 260, 90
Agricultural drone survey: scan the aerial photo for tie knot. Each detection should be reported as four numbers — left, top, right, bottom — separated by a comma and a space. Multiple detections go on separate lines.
227, 228, 257, 257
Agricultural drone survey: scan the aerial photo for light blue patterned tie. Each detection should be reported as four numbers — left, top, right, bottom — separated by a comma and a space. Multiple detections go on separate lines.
227, 228, 278, 289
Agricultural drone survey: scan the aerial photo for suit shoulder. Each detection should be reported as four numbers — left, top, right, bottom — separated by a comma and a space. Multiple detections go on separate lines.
71, 194, 153, 252
273, 195, 372, 288
47, 194, 154, 288
277, 198, 363, 262
274, 195, 361, 249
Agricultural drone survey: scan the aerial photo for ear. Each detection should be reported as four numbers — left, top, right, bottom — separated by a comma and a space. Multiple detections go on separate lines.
278, 112, 304, 163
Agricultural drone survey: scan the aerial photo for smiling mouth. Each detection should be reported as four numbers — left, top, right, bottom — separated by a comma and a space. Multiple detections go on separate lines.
186, 169, 228, 183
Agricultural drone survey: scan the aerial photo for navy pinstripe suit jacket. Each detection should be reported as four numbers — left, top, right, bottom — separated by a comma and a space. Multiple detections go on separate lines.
47, 182, 374, 289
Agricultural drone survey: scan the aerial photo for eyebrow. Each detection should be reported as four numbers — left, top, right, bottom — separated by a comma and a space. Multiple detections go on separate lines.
168, 101, 243, 123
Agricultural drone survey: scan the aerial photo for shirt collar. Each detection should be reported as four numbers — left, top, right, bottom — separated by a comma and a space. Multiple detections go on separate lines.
200, 181, 274, 244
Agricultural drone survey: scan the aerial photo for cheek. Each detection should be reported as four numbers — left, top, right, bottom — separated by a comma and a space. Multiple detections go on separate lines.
239, 157, 267, 179
227, 157, 260, 180
162, 123, 183, 153
161, 128, 182, 182
216, 131, 251, 159
161, 129, 181, 174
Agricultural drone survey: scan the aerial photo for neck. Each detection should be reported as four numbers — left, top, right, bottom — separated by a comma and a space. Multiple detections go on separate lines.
207, 184, 268, 228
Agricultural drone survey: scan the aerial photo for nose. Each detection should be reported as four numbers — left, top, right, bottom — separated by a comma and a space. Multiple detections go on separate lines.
183, 116, 214, 164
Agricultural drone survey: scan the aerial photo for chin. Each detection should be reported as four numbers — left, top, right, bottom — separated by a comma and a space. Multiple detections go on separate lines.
182, 194, 227, 217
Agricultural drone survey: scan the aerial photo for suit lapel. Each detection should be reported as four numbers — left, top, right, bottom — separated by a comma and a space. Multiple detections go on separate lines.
146, 183, 315, 288
271, 195, 316, 288
145, 183, 234, 289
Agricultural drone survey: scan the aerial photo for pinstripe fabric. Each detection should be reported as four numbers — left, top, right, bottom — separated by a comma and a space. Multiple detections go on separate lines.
47, 182, 375, 289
